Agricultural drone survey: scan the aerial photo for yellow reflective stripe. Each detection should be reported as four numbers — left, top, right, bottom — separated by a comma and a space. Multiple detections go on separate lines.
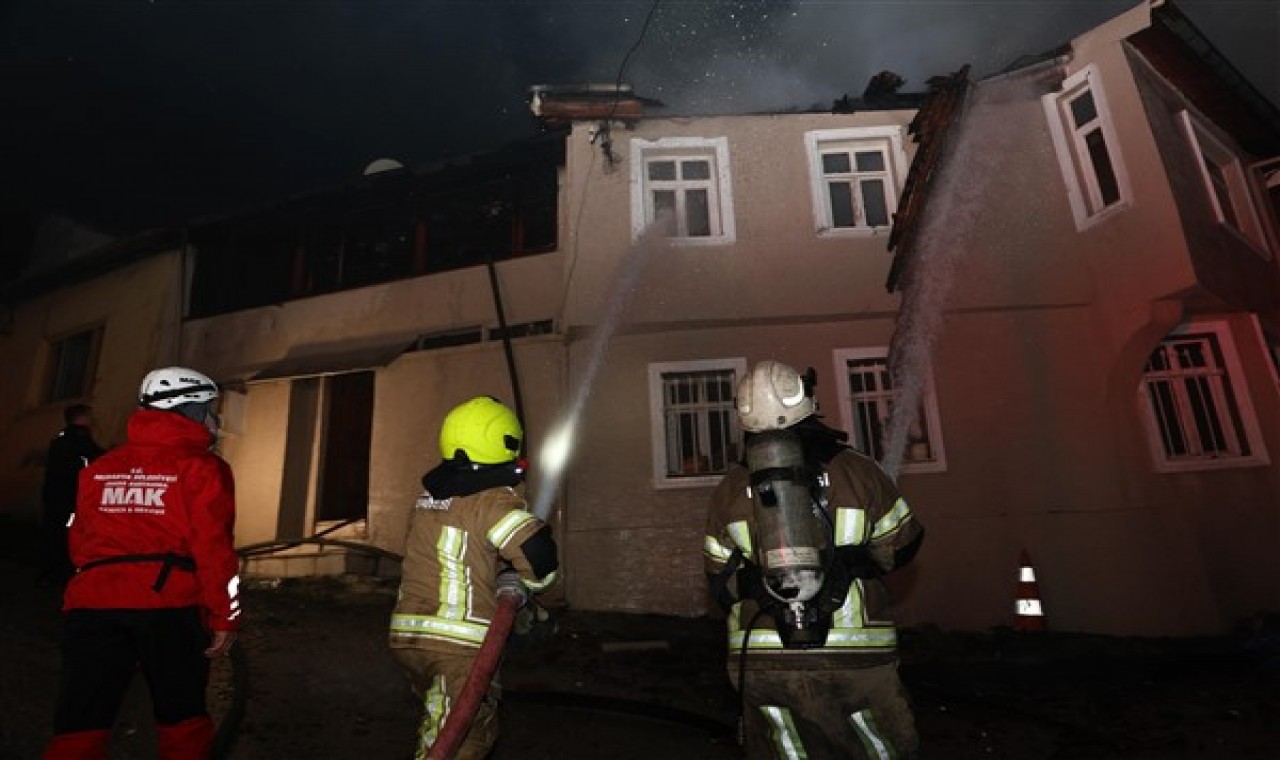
524, 569, 558, 593
760, 705, 808, 760
850, 708, 895, 760
390, 613, 488, 645
436, 527, 469, 620
871, 498, 912, 539
488, 509, 537, 550
416, 674, 449, 760
727, 520, 753, 554
704, 534, 733, 563
727, 625, 898, 652
832, 579, 865, 628
835, 507, 869, 546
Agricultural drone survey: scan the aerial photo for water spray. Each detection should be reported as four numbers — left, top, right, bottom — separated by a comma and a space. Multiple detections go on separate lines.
531, 219, 674, 521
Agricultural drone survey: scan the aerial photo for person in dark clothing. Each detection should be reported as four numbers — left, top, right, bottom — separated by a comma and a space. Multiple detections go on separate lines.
38, 404, 105, 586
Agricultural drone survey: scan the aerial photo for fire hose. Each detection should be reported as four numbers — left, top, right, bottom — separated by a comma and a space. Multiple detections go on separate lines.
426, 572, 527, 760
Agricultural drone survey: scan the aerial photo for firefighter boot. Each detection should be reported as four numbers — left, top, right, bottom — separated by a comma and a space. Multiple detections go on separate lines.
42, 728, 111, 759
156, 715, 215, 760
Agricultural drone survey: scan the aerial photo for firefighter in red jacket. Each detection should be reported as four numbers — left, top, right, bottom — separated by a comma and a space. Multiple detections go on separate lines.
43, 367, 241, 760
705, 361, 925, 758
389, 396, 559, 759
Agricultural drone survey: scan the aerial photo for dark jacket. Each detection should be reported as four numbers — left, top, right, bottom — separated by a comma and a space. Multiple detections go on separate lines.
41, 424, 105, 520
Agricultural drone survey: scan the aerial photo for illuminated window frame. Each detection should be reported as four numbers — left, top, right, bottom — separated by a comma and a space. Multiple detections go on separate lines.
1178, 110, 1270, 256
647, 357, 746, 489
805, 126, 909, 237
1138, 320, 1269, 472
832, 347, 946, 474
630, 137, 736, 245
1043, 65, 1130, 229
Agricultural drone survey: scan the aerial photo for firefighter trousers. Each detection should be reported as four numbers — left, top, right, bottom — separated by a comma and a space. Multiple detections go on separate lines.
733, 660, 919, 759
392, 646, 500, 760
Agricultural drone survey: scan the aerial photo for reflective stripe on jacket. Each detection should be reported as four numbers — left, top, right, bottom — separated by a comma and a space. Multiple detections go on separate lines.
705, 448, 922, 660
390, 485, 556, 651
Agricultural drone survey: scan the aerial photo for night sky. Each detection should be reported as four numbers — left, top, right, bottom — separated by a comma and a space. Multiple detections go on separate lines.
2, 1, 1277, 240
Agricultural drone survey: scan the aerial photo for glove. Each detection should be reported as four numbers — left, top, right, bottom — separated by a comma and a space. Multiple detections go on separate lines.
514, 598, 558, 641
496, 567, 529, 609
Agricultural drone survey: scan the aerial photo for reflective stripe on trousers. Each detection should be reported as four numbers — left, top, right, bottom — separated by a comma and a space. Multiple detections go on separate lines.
850, 708, 896, 760
760, 705, 808, 760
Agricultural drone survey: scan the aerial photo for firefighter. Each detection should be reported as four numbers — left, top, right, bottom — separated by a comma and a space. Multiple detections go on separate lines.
389, 396, 559, 760
705, 360, 925, 759
43, 367, 240, 760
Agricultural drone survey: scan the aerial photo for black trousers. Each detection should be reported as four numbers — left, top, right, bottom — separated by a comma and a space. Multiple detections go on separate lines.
53, 607, 212, 733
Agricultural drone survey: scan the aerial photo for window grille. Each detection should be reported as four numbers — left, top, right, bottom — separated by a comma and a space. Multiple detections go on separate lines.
660, 369, 739, 478
1143, 333, 1248, 460
840, 353, 938, 467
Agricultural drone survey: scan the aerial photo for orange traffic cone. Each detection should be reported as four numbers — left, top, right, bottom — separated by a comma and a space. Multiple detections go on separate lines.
1014, 549, 1046, 632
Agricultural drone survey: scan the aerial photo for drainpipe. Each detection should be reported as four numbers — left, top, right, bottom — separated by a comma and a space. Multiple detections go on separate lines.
485, 255, 526, 428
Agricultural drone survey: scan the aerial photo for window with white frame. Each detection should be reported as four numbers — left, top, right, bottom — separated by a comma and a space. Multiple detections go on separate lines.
1139, 321, 1268, 471
805, 127, 908, 235
1178, 110, 1269, 254
1043, 66, 1129, 227
648, 358, 746, 487
45, 325, 103, 403
833, 347, 945, 473
630, 137, 735, 244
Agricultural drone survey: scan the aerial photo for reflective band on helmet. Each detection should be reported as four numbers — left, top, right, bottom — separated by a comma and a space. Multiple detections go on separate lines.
871, 498, 913, 539
760, 705, 808, 760
488, 509, 536, 550
849, 709, 895, 760
390, 614, 488, 646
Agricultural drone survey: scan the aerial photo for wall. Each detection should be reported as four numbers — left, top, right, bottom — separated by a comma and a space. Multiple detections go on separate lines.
0, 251, 182, 522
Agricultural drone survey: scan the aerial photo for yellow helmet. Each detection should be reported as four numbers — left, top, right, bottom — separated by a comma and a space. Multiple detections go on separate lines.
439, 396, 522, 464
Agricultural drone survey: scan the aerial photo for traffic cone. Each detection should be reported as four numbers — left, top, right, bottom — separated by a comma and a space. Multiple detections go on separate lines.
1014, 549, 1046, 632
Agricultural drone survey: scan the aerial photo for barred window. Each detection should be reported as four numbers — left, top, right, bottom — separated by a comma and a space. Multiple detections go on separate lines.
1140, 324, 1264, 469
834, 347, 945, 473
648, 358, 746, 488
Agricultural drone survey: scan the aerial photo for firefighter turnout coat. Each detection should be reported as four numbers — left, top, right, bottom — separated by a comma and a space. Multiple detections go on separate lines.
64, 409, 240, 630
704, 447, 923, 665
390, 485, 558, 652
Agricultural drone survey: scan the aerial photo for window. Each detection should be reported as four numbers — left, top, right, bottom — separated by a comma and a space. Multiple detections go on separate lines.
1139, 321, 1268, 471
1179, 111, 1269, 254
833, 347, 945, 473
46, 326, 103, 403
805, 127, 908, 235
1043, 66, 1129, 227
630, 137, 735, 244
648, 358, 746, 488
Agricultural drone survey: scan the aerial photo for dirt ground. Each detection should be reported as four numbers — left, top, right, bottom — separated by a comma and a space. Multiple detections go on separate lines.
3, 517, 1279, 759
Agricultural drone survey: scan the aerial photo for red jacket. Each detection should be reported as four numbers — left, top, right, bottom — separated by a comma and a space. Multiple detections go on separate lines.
64, 409, 241, 632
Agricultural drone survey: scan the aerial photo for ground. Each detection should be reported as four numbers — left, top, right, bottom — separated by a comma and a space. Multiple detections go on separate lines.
3, 518, 1278, 759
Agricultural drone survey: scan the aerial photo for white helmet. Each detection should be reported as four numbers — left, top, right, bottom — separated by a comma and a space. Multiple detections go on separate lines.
139, 367, 219, 410
736, 360, 815, 432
